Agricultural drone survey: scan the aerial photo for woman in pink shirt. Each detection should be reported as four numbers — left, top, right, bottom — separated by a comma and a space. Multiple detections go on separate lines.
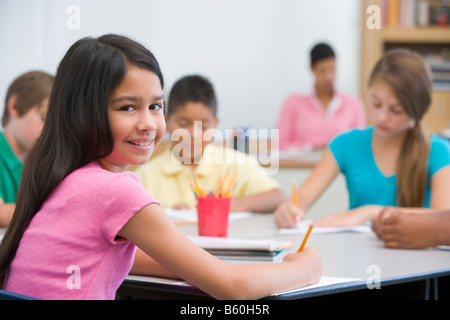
277, 43, 366, 150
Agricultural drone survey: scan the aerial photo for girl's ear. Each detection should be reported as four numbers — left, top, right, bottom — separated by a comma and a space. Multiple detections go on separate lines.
7, 94, 19, 118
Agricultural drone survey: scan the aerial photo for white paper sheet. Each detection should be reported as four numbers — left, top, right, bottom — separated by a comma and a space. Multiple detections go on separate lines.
279, 219, 372, 234
270, 276, 361, 296
125, 274, 361, 297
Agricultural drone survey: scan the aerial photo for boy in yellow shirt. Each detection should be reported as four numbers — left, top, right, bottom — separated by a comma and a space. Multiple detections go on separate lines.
135, 75, 284, 213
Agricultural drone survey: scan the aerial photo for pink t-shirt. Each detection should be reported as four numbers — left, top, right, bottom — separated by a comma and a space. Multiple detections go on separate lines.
277, 90, 366, 150
4, 162, 158, 300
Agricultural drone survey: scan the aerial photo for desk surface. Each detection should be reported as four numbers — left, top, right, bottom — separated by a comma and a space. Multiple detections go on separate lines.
120, 213, 450, 300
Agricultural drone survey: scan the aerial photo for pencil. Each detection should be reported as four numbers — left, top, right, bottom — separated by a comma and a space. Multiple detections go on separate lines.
193, 178, 205, 197
213, 177, 221, 197
297, 224, 313, 252
291, 180, 298, 206
219, 171, 230, 197
223, 174, 237, 196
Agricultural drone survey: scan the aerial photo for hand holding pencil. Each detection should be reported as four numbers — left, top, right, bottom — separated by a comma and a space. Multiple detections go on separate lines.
273, 178, 306, 228
282, 224, 321, 287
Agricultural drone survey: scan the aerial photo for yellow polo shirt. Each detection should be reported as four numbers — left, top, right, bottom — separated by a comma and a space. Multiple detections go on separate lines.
135, 144, 280, 209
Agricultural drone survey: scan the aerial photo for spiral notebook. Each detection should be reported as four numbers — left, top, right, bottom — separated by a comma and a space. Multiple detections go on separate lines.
188, 236, 291, 261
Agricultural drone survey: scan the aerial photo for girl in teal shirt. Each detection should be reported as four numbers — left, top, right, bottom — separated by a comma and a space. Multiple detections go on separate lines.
275, 49, 450, 228
329, 126, 450, 210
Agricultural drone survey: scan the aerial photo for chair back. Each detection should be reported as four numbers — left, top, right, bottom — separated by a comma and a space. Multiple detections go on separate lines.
0, 289, 37, 300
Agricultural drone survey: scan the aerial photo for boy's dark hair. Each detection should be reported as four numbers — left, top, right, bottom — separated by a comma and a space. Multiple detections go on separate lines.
310, 43, 335, 67
167, 75, 217, 117
2, 71, 54, 127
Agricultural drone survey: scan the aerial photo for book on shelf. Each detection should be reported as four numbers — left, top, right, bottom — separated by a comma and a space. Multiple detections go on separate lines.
383, 0, 450, 28
425, 51, 450, 90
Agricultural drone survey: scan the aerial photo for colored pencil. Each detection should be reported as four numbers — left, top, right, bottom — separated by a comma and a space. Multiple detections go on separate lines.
291, 179, 298, 206
297, 225, 313, 252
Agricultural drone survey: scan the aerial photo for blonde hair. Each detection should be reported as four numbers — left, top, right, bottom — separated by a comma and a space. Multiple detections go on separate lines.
369, 49, 432, 207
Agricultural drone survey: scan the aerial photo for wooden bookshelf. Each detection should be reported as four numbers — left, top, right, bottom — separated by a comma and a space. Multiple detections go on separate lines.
361, 0, 450, 134
383, 27, 450, 43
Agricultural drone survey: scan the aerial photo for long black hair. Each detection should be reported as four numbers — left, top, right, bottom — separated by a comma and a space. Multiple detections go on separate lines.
0, 34, 164, 287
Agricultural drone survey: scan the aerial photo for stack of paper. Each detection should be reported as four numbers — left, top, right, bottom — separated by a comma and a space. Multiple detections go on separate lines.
188, 236, 291, 261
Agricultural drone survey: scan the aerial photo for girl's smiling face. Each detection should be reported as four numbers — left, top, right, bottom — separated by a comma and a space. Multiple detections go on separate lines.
99, 66, 166, 172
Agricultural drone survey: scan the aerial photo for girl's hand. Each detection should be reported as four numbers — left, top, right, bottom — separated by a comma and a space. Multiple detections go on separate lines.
283, 247, 322, 285
314, 205, 383, 227
274, 199, 305, 228
372, 206, 397, 239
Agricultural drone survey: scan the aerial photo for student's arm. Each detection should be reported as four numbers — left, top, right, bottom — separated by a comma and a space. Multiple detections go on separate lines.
372, 206, 450, 249
313, 205, 383, 227
274, 148, 340, 228
231, 188, 285, 213
429, 166, 450, 210
0, 198, 14, 227
118, 203, 322, 300
313, 156, 450, 227
130, 247, 180, 279
169, 203, 191, 210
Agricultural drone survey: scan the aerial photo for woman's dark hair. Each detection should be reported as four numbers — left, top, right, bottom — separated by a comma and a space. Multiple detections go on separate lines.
310, 43, 335, 67
167, 75, 217, 117
0, 34, 164, 287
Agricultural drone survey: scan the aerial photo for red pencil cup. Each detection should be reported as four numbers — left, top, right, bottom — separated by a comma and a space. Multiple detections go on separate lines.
196, 197, 231, 237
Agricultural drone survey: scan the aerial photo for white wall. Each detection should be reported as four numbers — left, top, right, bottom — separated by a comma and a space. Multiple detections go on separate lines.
0, 0, 362, 130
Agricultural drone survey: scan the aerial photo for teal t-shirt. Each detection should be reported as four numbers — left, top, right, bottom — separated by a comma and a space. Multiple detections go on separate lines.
329, 126, 450, 209
0, 132, 23, 203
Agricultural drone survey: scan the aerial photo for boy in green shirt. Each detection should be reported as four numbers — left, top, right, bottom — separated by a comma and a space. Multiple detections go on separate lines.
0, 71, 54, 226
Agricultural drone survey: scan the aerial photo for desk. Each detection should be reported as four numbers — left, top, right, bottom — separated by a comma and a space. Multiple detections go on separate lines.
117, 214, 450, 300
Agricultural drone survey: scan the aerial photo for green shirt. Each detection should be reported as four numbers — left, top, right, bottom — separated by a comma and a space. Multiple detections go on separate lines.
0, 132, 23, 203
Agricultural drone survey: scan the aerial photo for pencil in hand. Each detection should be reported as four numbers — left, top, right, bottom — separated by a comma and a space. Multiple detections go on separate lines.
297, 224, 313, 252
